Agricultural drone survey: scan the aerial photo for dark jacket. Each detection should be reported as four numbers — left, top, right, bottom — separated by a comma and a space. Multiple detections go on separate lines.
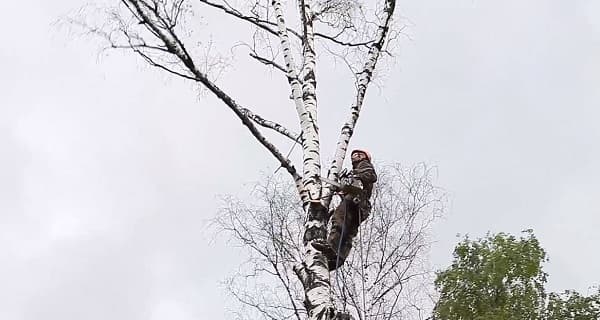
351, 159, 377, 200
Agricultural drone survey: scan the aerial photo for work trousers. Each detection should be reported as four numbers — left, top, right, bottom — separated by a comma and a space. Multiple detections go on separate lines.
326, 197, 369, 270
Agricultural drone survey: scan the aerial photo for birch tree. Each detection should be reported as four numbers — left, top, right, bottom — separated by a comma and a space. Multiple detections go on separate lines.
73, 0, 399, 318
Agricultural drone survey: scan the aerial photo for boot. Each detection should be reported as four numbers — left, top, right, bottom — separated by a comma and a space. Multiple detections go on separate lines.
311, 240, 336, 259
358, 200, 372, 222
335, 312, 354, 320
311, 240, 337, 270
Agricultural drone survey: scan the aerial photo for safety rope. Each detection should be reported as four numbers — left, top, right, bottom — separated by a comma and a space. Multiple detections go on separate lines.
358, 209, 367, 320
334, 198, 350, 313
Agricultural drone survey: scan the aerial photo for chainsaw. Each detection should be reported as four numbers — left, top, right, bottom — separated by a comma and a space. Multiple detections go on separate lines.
319, 175, 363, 203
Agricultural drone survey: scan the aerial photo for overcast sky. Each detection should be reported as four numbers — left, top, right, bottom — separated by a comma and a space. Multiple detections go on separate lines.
1, 0, 599, 319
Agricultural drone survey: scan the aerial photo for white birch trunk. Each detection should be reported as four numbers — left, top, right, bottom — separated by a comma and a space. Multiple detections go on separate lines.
271, 1, 336, 319
271, 0, 322, 203
298, 0, 321, 203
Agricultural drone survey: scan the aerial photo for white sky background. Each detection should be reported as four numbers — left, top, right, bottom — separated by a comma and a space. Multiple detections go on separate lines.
1, 0, 599, 319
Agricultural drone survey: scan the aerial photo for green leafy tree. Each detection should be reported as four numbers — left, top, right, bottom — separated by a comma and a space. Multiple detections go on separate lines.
433, 230, 548, 320
545, 289, 600, 320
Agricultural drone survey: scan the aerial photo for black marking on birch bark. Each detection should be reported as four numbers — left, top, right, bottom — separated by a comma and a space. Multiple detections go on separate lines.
341, 124, 353, 135
303, 227, 327, 244
302, 201, 328, 243
303, 70, 316, 83
304, 93, 316, 102
303, 157, 318, 165
304, 297, 331, 313
309, 121, 319, 134
305, 268, 330, 290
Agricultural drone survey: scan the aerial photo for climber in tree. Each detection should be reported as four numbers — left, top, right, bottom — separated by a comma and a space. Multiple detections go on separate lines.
314, 149, 377, 271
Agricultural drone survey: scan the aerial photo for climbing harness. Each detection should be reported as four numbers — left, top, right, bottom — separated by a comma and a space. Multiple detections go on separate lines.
358, 209, 367, 320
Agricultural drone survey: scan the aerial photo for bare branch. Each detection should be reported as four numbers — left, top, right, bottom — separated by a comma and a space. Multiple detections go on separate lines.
249, 52, 288, 74
241, 107, 301, 143
129, 45, 198, 80
199, 0, 281, 37
315, 33, 374, 47
200, 0, 372, 48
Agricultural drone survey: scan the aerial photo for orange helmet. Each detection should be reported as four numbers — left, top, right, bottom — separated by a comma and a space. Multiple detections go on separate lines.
351, 149, 371, 162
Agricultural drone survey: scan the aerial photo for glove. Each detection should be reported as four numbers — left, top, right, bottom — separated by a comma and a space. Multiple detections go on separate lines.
339, 168, 350, 178
339, 176, 353, 186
